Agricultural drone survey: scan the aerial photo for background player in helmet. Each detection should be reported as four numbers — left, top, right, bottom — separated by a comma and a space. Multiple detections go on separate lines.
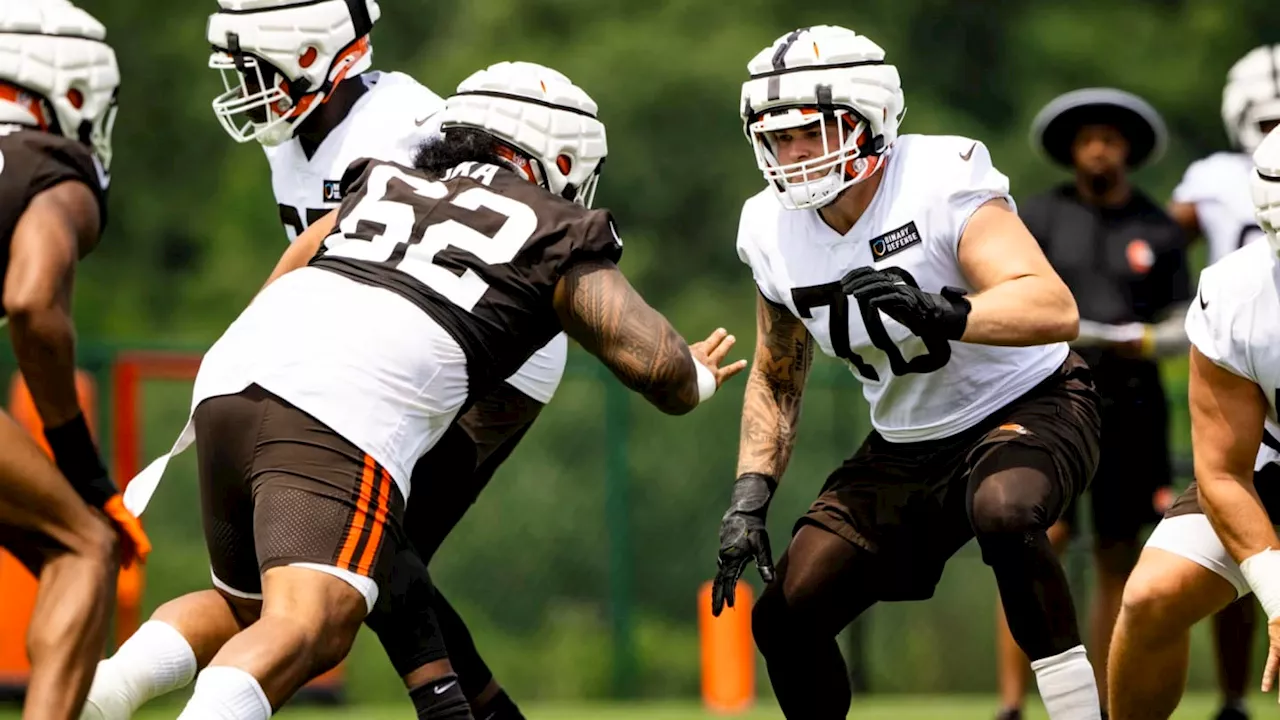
82, 3, 559, 718
1106, 126, 1280, 720
1170, 44, 1280, 264
714, 26, 1102, 720
85, 61, 745, 720
0, 2, 150, 718
1109, 47, 1280, 720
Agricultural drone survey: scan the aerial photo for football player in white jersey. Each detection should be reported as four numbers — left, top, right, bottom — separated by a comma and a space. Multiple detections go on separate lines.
1169, 45, 1280, 266
709, 26, 1104, 720
79, 2, 559, 719
1108, 62, 1280, 720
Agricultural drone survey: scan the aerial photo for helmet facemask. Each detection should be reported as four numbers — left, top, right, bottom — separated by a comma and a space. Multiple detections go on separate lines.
85, 88, 117, 170
574, 160, 603, 208
750, 106, 884, 210
491, 139, 604, 208
210, 36, 369, 147
1255, 169, 1280, 259
207, 0, 377, 148
210, 44, 294, 145
1252, 127, 1280, 259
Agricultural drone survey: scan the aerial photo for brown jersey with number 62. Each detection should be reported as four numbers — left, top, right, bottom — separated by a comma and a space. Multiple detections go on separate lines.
311, 157, 623, 396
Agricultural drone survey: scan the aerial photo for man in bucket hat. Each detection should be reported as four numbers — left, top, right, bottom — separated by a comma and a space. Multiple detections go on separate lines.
993, 88, 1190, 720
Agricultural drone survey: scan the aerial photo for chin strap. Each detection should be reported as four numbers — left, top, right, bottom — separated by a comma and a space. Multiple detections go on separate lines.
346, 0, 374, 38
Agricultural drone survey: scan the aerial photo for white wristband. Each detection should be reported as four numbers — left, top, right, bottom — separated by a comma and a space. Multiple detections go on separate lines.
693, 360, 717, 405
1240, 548, 1280, 621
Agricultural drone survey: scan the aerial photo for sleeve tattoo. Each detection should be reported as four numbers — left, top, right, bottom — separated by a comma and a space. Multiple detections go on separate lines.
737, 294, 813, 478
558, 260, 699, 414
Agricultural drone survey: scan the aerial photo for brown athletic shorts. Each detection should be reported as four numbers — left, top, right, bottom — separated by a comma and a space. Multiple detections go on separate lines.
194, 384, 405, 601
800, 352, 1101, 600
404, 380, 543, 563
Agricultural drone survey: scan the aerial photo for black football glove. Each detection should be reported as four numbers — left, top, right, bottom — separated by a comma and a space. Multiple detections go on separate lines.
843, 267, 971, 340
712, 472, 777, 617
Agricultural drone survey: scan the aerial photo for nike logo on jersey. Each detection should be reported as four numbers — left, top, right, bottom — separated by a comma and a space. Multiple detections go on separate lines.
415, 111, 439, 127
1198, 287, 1209, 310
960, 142, 977, 162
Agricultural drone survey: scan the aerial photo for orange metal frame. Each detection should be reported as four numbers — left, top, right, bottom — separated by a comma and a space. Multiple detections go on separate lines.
109, 351, 344, 698
0, 351, 343, 698
0, 370, 101, 691
110, 351, 205, 644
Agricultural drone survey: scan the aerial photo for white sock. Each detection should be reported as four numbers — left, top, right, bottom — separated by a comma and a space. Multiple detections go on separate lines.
176, 666, 272, 720
1031, 645, 1102, 720
79, 620, 198, 719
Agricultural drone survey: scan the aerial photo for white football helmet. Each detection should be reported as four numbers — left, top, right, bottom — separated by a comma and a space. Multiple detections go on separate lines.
0, 0, 119, 169
1252, 126, 1280, 258
440, 61, 607, 208
207, 0, 380, 146
741, 25, 904, 210
1222, 44, 1280, 154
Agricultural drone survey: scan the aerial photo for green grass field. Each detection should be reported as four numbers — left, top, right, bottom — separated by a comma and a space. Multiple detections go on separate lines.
0, 693, 1264, 719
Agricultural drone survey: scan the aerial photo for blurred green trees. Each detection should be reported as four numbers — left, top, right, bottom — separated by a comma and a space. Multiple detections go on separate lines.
61, 0, 1280, 701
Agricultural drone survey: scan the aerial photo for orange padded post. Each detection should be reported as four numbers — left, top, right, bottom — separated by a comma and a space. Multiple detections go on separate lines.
0, 370, 98, 689
698, 580, 755, 714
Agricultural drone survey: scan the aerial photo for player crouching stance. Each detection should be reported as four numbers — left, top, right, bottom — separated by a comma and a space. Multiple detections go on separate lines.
0, 4, 151, 719
711, 26, 1103, 719
82, 61, 744, 720
1108, 128, 1280, 719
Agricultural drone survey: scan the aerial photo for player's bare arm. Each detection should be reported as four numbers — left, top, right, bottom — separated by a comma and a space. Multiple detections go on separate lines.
4, 180, 100, 427
1190, 345, 1274, 562
954, 198, 1079, 346
554, 258, 746, 415
737, 292, 813, 479
261, 209, 338, 290
4, 178, 150, 566
1189, 343, 1280, 697
709, 293, 812, 616
1167, 200, 1202, 240
845, 198, 1078, 350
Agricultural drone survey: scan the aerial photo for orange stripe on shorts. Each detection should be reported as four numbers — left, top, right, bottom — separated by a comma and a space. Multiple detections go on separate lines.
337, 454, 377, 571
355, 466, 393, 576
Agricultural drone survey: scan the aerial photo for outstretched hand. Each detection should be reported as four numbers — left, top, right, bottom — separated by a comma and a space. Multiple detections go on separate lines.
689, 328, 748, 387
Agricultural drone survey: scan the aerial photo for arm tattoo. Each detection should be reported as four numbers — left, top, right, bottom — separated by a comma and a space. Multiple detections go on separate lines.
559, 261, 699, 414
737, 294, 813, 478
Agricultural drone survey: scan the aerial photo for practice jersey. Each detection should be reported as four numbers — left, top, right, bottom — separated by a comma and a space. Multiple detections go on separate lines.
311, 157, 623, 397
262, 70, 566, 404
736, 134, 1068, 443
1174, 152, 1266, 265
1185, 240, 1280, 470
265, 71, 443, 241
0, 125, 108, 318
